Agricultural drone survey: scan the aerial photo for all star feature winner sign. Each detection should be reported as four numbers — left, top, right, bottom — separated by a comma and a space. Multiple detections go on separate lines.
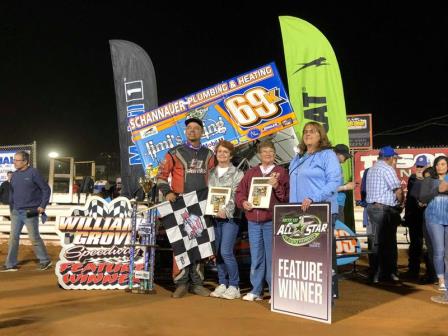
272, 203, 332, 324
55, 197, 146, 290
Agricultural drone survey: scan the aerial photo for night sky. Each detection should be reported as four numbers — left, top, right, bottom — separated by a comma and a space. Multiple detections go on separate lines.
1, 3, 447, 170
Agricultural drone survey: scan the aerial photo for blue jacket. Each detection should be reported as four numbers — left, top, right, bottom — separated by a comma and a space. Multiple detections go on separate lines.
289, 149, 341, 214
10, 167, 51, 210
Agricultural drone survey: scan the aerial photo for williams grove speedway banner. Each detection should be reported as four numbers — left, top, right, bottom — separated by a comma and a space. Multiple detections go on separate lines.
353, 147, 448, 201
272, 203, 332, 324
55, 197, 146, 290
129, 62, 296, 170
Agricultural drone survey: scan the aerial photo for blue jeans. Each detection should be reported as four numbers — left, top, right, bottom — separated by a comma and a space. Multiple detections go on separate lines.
366, 204, 400, 277
214, 219, 240, 287
426, 223, 448, 281
5, 209, 50, 268
247, 220, 272, 296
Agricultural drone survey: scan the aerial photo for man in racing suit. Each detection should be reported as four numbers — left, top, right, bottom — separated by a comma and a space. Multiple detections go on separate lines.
157, 117, 215, 298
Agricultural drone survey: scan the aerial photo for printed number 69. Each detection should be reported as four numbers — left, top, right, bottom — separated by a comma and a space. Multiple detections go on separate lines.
224, 87, 280, 127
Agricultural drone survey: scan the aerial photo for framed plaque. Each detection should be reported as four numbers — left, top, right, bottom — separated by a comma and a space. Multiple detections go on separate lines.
248, 177, 272, 209
205, 187, 231, 215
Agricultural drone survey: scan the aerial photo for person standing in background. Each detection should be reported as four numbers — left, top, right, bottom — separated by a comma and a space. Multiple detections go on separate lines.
333, 144, 355, 223
0, 171, 13, 205
402, 155, 432, 280
419, 155, 448, 292
366, 146, 404, 283
2, 151, 52, 272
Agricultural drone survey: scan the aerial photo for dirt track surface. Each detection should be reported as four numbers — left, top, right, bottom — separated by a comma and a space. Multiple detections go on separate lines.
0, 243, 447, 336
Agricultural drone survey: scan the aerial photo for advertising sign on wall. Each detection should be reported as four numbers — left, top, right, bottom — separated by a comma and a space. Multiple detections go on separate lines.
0, 151, 16, 183
272, 203, 332, 324
128, 62, 296, 171
347, 114, 372, 149
55, 197, 146, 290
353, 148, 448, 200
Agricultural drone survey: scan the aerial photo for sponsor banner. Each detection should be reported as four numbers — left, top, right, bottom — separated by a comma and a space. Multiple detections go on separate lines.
272, 203, 332, 324
334, 220, 361, 266
55, 197, 146, 290
110, 40, 158, 197
0, 151, 16, 183
129, 62, 296, 170
347, 114, 372, 149
353, 148, 448, 200
279, 16, 349, 157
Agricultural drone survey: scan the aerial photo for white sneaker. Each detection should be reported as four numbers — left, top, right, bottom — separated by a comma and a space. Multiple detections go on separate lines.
210, 284, 227, 298
242, 293, 262, 301
438, 283, 447, 291
222, 286, 241, 300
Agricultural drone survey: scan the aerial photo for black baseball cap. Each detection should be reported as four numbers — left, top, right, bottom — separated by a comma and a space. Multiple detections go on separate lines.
333, 144, 352, 159
185, 117, 204, 128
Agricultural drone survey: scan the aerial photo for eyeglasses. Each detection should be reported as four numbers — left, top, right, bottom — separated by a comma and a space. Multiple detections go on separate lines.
13, 159, 24, 162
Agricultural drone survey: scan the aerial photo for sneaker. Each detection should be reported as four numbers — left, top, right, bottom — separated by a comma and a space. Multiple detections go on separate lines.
222, 286, 241, 300
242, 293, 262, 301
1, 266, 18, 272
172, 284, 188, 298
390, 273, 400, 282
38, 261, 52, 271
191, 285, 211, 297
438, 283, 447, 291
210, 284, 227, 298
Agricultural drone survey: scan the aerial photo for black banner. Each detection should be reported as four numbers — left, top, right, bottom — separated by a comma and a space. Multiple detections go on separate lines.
109, 40, 158, 198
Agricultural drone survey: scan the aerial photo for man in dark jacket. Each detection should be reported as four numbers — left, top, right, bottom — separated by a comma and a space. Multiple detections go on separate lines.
0, 171, 13, 204
403, 155, 429, 279
1, 151, 52, 272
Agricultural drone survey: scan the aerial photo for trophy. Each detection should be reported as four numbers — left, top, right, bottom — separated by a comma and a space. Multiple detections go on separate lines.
138, 176, 153, 205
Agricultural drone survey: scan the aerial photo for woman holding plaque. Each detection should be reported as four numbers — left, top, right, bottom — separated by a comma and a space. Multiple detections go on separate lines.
235, 140, 289, 301
289, 121, 341, 297
208, 140, 244, 300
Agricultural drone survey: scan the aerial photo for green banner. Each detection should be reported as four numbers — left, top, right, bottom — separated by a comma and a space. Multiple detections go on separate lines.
280, 16, 354, 229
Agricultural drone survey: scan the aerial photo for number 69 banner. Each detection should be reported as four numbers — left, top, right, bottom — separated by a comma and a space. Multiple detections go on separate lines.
129, 62, 297, 170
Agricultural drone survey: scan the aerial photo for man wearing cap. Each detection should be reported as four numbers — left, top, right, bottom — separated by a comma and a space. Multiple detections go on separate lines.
403, 155, 436, 281
333, 144, 355, 223
157, 117, 215, 298
366, 146, 404, 283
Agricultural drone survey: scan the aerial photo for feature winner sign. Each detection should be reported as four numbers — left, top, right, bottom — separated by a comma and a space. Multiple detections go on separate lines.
272, 203, 332, 324
55, 197, 145, 290
129, 62, 296, 170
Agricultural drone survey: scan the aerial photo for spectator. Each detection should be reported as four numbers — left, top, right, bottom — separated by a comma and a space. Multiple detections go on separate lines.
419, 155, 448, 291
0, 171, 13, 204
333, 144, 355, 223
208, 140, 244, 300
402, 155, 431, 280
289, 121, 341, 298
157, 116, 215, 298
366, 146, 404, 283
235, 140, 289, 302
1, 151, 52, 272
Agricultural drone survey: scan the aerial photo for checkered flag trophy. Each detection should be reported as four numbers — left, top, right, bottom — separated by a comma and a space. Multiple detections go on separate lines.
127, 171, 158, 294
157, 188, 215, 270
